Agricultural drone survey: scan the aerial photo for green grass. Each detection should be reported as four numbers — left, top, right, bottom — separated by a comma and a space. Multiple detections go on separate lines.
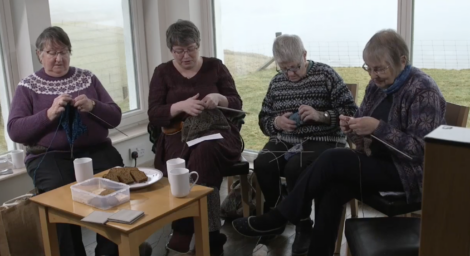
224, 51, 470, 151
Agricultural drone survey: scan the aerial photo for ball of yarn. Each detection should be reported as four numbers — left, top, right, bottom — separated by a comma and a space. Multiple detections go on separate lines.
289, 112, 304, 127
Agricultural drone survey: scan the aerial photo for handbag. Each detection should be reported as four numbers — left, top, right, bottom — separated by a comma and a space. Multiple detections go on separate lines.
0, 193, 45, 256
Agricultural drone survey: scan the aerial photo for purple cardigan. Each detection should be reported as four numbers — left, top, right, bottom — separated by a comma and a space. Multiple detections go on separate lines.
349, 67, 446, 203
7, 67, 122, 162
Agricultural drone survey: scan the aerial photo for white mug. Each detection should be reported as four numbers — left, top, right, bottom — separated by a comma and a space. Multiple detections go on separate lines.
166, 158, 185, 172
10, 150, 25, 169
73, 157, 94, 183
168, 168, 199, 197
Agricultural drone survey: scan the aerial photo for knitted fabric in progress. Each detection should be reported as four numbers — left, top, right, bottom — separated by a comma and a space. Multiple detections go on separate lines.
181, 108, 230, 142
60, 105, 87, 152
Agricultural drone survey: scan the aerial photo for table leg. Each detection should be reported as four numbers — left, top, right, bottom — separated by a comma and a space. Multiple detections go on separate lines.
37, 205, 60, 256
194, 196, 210, 256
118, 233, 140, 256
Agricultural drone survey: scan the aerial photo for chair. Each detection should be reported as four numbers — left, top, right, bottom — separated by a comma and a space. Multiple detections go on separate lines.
345, 217, 420, 256
339, 102, 469, 255
223, 160, 251, 218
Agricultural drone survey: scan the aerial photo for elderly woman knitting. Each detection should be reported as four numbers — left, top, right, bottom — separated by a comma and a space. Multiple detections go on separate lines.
148, 20, 242, 256
7, 27, 128, 256
234, 29, 446, 256
253, 34, 357, 254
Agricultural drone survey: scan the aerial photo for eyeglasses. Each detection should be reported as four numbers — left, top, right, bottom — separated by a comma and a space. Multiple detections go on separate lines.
276, 64, 302, 74
172, 46, 199, 56
362, 63, 389, 75
43, 50, 70, 58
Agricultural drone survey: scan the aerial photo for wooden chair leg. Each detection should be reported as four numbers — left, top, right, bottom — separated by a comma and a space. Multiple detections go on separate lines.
227, 176, 234, 194
239, 174, 250, 217
252, 174, 264, 216
350, 199, 358, 218
334, 205, 347, 254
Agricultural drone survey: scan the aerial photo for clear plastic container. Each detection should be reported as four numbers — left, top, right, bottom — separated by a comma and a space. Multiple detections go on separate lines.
71, 178, 130, 210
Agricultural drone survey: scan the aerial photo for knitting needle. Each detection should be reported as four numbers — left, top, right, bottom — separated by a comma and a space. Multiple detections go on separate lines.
370, 134, 412, 160
87, 112, 129, 137
217, 106, 249, 114
345, 117, 412, 160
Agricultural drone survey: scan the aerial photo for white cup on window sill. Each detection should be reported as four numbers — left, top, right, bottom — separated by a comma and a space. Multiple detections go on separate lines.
10, 150, 25, 169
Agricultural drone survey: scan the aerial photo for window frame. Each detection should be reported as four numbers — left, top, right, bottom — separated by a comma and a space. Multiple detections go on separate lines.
0, 0, 17, 152
110, 0, 150, 132
210, 0, 415, 154
103, 0, 150, 133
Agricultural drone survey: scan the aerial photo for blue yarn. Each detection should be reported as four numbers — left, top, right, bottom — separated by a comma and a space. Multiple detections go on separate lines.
284, 143, 303, 160
60, 105, 87, 147
289, 112, 304, 127
33, 105, 88, 189
383, 65, 412, 95
33, 114, 63, 188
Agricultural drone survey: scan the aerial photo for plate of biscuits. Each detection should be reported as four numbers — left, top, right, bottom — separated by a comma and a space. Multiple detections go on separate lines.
102, 167, 163, 190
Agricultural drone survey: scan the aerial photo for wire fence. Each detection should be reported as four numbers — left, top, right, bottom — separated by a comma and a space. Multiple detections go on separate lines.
224, 40, 470, 70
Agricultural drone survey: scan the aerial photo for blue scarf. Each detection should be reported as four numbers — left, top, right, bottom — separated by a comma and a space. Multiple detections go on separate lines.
60, 105, 87, 157
383, 65, 412, 95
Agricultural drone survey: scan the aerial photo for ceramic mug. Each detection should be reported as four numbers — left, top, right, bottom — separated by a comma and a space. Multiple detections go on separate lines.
73, 157, 94, 183
166, 158, 185, 172
10, 150, 25, 169
168, 168, 199, 197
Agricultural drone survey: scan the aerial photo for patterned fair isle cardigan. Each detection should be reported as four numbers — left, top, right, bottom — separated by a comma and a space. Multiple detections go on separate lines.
349, 67, 446, 203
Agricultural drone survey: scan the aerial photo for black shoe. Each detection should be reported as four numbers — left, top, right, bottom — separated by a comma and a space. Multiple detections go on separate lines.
232, 217, 285, 237
291, 219, 313, 255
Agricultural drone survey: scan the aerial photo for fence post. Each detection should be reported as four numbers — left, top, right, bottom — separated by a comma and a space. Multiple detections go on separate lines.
256, 32, 282, 72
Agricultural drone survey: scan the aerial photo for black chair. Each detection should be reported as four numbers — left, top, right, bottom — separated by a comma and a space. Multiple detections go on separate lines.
222, 159, 251, 217
350, 102, 469, 218
339, 102, 469, 255
345, 217, 420, 256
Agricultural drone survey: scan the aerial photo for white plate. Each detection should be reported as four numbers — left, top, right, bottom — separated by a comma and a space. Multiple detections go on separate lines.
128, 167, 163, 190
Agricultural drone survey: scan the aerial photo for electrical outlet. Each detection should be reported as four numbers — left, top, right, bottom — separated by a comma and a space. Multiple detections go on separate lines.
129, 144, 145, 159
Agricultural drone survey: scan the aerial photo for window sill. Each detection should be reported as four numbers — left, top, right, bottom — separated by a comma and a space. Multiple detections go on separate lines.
109, 122, 149, 144
0, 167, 27, 182
0, 124, 149, 183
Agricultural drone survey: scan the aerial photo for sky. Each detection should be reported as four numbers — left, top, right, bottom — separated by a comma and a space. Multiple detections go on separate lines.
217, 0, 470, 69
48, 0, 470, 69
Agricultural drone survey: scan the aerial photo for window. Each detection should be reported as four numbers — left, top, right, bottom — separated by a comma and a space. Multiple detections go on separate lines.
0, 33, 9, 153
49, 0, 140, 114
214, 0, 397, 151
413, 0, 470, 127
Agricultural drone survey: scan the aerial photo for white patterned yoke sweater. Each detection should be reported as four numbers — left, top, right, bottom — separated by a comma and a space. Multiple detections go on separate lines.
259, 61, 358, 145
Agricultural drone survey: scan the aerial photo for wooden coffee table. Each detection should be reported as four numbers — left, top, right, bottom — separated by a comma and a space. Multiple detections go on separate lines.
30, 173, 213, 256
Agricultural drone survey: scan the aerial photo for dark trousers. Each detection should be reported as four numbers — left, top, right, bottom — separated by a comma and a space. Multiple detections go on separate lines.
253, 140, 337, 218
26, 143, 124, 256
278, 148, 404, 256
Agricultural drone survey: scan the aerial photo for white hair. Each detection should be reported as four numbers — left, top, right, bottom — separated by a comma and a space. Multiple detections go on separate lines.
272, 34, 306, 64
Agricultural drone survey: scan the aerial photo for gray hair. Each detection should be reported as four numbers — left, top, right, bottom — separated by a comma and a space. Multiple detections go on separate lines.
363, 29, 409, 76
35, 26, 72, 53
272, 34, 306, 64
166, 20, 201, 50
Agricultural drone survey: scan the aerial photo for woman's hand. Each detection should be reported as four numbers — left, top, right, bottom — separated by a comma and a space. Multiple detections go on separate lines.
275, 112, 296, 132
176, 93, 205, 116
339, 115, 352, 133
74, 94, 95, 112
348, 117, 380, 135
298, 105, 321, 122
47, 94, 73, 121
202, 93, 222, 109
